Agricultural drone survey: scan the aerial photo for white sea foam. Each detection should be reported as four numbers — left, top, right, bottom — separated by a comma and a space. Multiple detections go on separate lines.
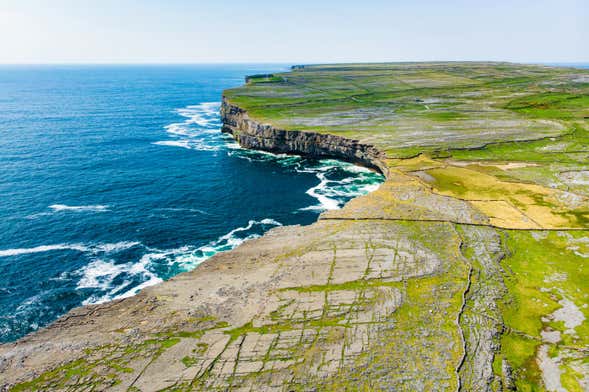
164, 124, 191, 137
78, 259, 129, 290
227, 146, 302, 164
114, 276, 163, 300
154, 102, 225, 152
0, 244, 88, 257
294, 159, 384, 211
303, 172, 340, 210
78, 218, 281, 305
259, 218, 282, 225
92, 241, 141, 253
341, 163, 373, 174
49, 204, 110, 212
177, 102, 221, 127
362, 183, 381, 193
137, 218, 282, 272
154, 102, 383, 212
152, 140, 191, 149
3, 217, 283, 309
0, 241, 140, 258
26, 204, 111, 219
80, 256, 163, 305
228, 147, 384, 211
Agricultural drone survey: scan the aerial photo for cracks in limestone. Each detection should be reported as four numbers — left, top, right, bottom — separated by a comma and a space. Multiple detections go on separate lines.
455, 233, 474, 392
320, 217, 587, 231
362, 238, 376, 279
282, 243, 339, 378
321, 242, 338, 318
402, 168, 554, 230
435, 126, 575, 155
505, 327, 589, 354
191, 337, 232, 386
559, 168, 589, 174
260, 331, 281, 373
327, 243, 338, 287
128, 348, 160, 389
228, 334, 246, 389
456, 225, 511, 391
220, 90, 585, 388
50, 298, 129, 327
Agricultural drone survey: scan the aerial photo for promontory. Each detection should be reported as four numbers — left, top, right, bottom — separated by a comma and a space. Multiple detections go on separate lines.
1, 62, 588, 391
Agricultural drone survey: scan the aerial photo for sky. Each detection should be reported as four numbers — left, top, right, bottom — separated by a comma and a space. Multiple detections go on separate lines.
0, 0, 586, 64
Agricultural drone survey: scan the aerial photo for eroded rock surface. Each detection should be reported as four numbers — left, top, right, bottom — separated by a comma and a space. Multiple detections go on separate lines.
2, 62, 589, 391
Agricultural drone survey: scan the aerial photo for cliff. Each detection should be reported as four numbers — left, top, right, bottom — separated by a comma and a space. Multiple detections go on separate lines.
1, 63, 588, 391
220, 97, 388, 176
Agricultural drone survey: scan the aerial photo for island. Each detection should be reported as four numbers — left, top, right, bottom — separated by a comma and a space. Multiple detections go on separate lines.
1, 62, 588, 391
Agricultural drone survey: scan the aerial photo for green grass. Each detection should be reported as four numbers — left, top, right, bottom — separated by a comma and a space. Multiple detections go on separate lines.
12, 63, 589, 390
505, 92, 589, 119
422, 110, 468, 121
11, 359, 95, 392
499, 230, 589, 389
181, 356, 199, 368
280, 277, 403, 293
225, 62, 587, 156
12, 332, 191, 390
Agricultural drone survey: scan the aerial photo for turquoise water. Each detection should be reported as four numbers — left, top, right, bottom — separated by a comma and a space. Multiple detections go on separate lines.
0, 65, 384, 342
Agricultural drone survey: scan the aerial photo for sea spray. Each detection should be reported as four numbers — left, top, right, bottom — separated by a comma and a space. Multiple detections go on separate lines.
0, 66, 383, 343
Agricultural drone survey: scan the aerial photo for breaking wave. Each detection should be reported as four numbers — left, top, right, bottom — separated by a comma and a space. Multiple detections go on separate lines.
10, 101, 385, 307
1, 217, 281, 306
294, 159, 383, 211
228, 148, 383, 211
49, 204, 110, 212
3, 218, 282, 311
152, 102, 228, 152
153, 101, 383, 212
0, 244, 87, 257
0, 241, 139, 258
28, 204, 111, 219
4, 95, 384, 343
77, 218, 281, 305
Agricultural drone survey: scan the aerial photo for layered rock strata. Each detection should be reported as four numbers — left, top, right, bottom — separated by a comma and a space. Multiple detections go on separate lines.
221, 98, 389, 176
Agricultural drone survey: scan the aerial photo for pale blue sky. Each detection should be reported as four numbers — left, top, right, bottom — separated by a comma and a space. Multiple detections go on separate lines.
0, 0, 586, 63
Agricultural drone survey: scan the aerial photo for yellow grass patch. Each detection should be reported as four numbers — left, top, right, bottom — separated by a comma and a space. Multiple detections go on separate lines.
419, 166, 587, 229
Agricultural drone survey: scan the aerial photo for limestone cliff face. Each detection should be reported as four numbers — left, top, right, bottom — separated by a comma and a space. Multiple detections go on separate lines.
1, 83, 511, 392
221, 97, 389, 176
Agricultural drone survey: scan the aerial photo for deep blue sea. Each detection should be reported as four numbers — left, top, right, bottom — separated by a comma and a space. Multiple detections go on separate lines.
0, 65, 383, 343
546, 63, 589, 69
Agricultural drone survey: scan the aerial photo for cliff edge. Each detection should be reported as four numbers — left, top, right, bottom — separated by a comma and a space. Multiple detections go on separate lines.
1, 62, 588, 391
220, 97, 388, 175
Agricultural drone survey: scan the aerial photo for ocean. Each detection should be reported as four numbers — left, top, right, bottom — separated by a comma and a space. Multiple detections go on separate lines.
0, 65, 384, 343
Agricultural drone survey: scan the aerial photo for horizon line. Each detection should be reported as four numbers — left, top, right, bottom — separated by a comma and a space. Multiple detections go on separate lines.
0, 60, 588, 66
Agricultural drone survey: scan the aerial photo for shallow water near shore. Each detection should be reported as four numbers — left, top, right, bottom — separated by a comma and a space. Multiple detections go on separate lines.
0, 65, 384, 342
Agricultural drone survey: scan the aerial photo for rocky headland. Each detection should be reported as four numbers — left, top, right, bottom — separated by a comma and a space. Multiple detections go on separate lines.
1, 62, 588, 391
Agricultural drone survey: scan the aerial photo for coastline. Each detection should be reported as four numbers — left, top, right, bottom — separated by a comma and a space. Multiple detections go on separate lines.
3, 62, 588, 391
0, 83, 390, 390
220, 97, 389, 177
